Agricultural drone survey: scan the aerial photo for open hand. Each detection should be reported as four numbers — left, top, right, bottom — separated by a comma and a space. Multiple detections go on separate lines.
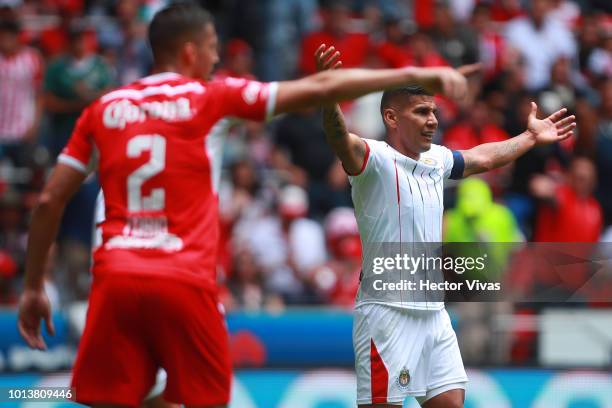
314, 44, 343, 72
526, 102, 576, 145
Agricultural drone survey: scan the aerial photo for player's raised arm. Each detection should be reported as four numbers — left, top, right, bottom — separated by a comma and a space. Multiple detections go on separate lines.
459, 102, 576, 177
315, 46, 367, 175
273, 45, 473, 114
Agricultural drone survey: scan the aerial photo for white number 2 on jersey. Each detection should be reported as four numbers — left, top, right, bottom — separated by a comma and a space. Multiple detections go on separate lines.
126, 134, 166, 212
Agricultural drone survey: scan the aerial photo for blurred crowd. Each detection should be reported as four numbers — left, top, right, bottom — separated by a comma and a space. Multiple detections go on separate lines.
0, 0, 611, 364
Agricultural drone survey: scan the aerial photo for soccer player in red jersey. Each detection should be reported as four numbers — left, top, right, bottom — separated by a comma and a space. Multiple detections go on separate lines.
17, 3, 474, 408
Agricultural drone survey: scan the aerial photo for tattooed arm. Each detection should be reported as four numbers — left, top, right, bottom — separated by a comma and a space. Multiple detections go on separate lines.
460, 102, 576, 177
322, 104, 368, 175
316, 45, 368, 175
459, 134, 534, 177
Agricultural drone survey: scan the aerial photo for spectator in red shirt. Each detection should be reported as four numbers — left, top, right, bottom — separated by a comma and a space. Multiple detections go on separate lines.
413, 0, 436, 29
410, 31, 450, 68
299, 0, 370, 75
311, 207, 360, 307
378, 29, 448, 70
471, 3, 508, 81
444, 100, 509, 150
215, 38, 256, 80
489, 0, 524, 22
520, 158, 603, 312
375, 17, 411, 69
444, 100, 511, 192
531, 157, 603, 242
594, 79, 612, 227
38, 4, 97, 58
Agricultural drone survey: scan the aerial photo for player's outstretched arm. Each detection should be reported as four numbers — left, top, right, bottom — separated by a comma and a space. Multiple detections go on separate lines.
316, 46, 367, 174
274, 45, 474, 115
459, 102, 576, 177
18, 164, 85, 350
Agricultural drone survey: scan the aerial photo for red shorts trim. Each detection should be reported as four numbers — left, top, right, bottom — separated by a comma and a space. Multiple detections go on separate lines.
71, 273, 231, 407
370, 338, 389, 403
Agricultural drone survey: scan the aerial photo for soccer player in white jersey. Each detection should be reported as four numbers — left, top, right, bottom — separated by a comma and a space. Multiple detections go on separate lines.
315, 46, 576, 408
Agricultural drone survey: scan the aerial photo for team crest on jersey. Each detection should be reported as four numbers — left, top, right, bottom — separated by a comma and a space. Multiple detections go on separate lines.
242, 82, 262, 105
420, 157, 437, 166
396, 367, 411, 389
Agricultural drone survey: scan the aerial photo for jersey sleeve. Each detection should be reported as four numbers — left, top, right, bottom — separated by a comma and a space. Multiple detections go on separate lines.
57, 106, 94, 173
348, 139, 385, 183
440, 145, 465, 180
207, 77, 278, 122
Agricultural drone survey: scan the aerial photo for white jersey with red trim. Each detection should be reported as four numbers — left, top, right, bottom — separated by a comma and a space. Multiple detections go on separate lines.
0, 46, 43, 140
60, 72, 277, 288
349, 139, 457, 310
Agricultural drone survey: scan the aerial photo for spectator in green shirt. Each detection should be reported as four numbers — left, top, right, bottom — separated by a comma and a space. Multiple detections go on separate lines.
43, 25, 114, 158
42, 25, 113, 301
444, 178, 523, 281
445, 178, 523, 243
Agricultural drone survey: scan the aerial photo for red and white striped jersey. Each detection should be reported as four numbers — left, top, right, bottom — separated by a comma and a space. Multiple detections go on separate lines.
0, 47, 43, 140
59, 72, 277, 288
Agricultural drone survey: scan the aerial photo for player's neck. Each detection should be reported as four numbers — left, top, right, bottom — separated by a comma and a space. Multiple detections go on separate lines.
152, 64, 191, 78
398, 146, 420, 161
388, 133, 420, 161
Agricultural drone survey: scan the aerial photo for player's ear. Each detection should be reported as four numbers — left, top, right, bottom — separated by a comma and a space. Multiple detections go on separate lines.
181, 41, 198, 67
383, 108, 398, 129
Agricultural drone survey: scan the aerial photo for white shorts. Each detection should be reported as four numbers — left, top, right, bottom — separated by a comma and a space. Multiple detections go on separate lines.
354, 304, 468, 405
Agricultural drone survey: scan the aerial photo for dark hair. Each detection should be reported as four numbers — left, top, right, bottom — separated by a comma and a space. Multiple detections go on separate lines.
0, 18, 20, 34
148, 2, 214, 63
380, 85, 432, 115
67, 21, 88, 41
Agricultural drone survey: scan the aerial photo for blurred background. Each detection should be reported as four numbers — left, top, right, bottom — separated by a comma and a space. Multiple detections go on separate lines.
0, 0, 611, 406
